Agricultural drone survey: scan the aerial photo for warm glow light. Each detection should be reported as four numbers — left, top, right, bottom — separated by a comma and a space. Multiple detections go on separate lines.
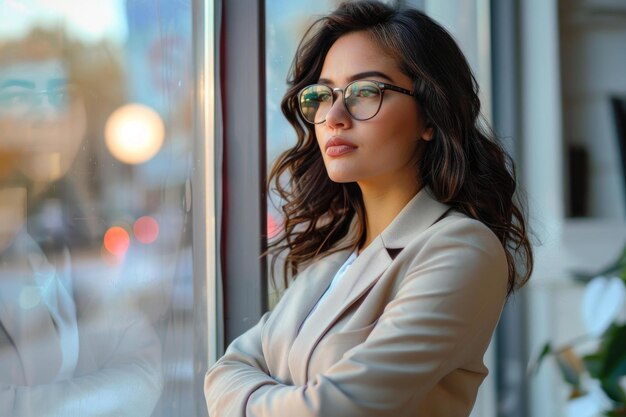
101, 244, 121, 266
267, 214, 282, 238
103, 226, 130, 256
134, 216, 159, 244
104, 103, 165, 164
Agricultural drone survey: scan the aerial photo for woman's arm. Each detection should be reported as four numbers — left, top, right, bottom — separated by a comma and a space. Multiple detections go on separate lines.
0, 303, 162, 417
205, 311, 279, 417
243, 218, 507, 417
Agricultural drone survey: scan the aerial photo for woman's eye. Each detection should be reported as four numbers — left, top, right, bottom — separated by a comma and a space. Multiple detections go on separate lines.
0, 91, 31, 106
48, 90, 69, 107
316, 92, 332, 102
355, 88, 379, 98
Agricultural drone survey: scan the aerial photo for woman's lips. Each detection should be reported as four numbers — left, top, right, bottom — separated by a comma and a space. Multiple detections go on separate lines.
325, 137, 357, 157
326, 144, 356, 156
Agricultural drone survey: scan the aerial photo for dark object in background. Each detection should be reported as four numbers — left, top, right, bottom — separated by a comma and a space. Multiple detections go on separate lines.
568, 144, 589, 217
611, 96, 626, 209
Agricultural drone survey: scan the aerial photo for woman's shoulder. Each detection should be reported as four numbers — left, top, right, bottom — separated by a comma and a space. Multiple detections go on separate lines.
432, 209, 502, 241
406, 209, 507, 268
391, 210, 508, 297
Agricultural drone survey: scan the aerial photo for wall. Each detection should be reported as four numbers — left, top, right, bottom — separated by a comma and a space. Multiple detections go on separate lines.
560, 0, 626, 218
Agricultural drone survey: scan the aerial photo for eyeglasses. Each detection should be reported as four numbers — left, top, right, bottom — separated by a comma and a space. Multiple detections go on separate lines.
0, 86, 76, 113
298, 79, 414, 124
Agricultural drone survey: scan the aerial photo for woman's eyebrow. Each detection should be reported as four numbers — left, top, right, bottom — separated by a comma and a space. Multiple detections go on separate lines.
318, 70, 394, 85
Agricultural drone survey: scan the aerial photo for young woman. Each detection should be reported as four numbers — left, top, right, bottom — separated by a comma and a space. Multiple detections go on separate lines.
205, 1, 533, 416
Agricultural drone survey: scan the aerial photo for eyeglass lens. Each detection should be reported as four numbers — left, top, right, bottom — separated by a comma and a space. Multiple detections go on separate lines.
0, 88, 73, 112
299, 80, 382, 124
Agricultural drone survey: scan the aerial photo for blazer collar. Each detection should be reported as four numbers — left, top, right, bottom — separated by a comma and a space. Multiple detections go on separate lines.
320, 186, 451, 257
380, 186, 451, 250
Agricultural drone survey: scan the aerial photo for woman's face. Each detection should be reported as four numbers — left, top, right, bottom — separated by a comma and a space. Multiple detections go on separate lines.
314, 31, 432, 189
0, 58, 86, 182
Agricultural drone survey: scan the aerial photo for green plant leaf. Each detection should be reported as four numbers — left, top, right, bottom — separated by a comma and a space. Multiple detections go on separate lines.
600, 323, 626, 379
600, 378, 626, 404
583, 353, 604, 378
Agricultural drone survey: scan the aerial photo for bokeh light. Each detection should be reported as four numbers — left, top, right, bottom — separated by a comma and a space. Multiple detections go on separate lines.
267, 213, 282, 239
103, 226, 130, 257
104, 103, 165, 164
101, 244, 121, 266
133, 216, 159, 244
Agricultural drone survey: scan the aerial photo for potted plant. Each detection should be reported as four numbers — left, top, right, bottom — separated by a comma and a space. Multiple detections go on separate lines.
534, 273, 626, 417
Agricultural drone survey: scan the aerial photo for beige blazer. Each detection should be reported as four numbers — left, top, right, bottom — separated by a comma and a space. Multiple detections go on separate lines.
0, 230, 162, 417
205, 188, 508, 417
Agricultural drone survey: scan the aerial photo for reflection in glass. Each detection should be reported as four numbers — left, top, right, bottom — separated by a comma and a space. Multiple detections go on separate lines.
0, 0, 198, 415
104, 103, 165, 165
0, 28, 162, 416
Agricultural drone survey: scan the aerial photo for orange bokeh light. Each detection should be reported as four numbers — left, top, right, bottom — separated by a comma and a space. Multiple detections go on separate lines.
101, 244, 122, 266
133, 216, 159, 244
267, 214, 282, 239
103, 226, 130, 256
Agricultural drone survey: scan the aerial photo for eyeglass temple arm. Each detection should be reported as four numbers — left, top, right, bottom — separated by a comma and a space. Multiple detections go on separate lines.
377, 82, 415, 97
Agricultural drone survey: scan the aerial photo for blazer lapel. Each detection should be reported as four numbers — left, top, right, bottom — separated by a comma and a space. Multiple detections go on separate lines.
380, 187, 451, 249
0, 232, 63, 385
290, 237, 392, 383
270, 249, 350, 380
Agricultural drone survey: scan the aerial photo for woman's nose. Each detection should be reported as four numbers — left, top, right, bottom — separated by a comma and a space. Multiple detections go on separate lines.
324, 94, 352, 129
30, 93, 66, 119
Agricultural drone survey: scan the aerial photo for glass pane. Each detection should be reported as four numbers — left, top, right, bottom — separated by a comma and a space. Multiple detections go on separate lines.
265, 0, 341, 306
0, 1, 204, 416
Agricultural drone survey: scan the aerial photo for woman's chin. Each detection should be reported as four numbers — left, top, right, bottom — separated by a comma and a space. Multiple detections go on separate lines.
326, 172, 358, 184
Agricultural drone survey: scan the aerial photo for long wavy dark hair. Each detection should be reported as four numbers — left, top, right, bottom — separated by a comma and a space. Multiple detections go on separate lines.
267, 0, 533, 296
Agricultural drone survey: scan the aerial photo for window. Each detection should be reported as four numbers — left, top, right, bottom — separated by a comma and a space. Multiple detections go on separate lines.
0, 1, 215, 415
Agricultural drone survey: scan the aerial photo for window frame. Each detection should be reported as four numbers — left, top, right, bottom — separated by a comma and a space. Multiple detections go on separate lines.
219, 0, 268, 348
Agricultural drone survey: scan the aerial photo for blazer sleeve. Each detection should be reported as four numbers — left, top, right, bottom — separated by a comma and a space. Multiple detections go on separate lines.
204, 309, 280, 417
244, 218, 508, 417
0, 304, 162, 417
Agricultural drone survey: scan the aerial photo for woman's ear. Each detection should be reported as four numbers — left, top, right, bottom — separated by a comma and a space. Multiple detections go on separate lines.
418, 108, 434, 141
421, 126, 434, 141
